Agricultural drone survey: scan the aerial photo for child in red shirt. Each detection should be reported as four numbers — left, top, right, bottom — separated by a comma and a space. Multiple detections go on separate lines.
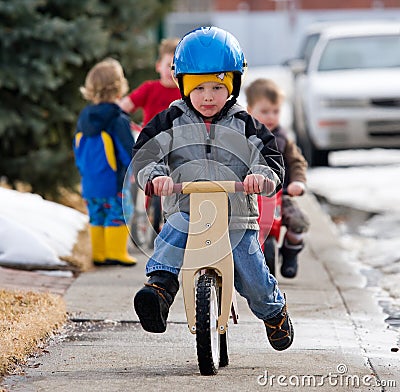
119, 38, 181, 125
120, 39, 181, 247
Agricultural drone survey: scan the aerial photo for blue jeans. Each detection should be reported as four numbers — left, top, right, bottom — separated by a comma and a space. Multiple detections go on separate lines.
146, 212, 284, 320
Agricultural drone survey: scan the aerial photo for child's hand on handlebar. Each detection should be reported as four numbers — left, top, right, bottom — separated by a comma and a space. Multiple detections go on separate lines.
243, 174, 275, 194
152, 176, 174, 196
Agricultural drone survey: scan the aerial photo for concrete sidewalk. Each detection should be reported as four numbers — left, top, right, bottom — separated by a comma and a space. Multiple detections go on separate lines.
2, 194, 399, 391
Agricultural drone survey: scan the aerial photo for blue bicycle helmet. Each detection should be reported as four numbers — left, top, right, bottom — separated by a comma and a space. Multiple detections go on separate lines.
173, 26, 247, 99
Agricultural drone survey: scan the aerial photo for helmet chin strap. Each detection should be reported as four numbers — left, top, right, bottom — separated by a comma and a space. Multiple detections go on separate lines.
215, 96, 237, 121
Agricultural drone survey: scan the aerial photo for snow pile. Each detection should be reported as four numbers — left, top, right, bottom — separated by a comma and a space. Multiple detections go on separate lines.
0, 188, 88, 269
308, 149, 400, 304
308, 163, 400, 213
330, 148, 400, 166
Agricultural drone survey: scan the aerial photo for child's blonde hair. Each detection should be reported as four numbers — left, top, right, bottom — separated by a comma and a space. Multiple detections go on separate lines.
80, 58, 128, 104
158, 37, 180, 60
245, 78, 285, 108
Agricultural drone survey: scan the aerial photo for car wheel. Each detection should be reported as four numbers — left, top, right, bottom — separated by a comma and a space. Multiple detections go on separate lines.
300, 132, 329, 167
311, 148, 329, 167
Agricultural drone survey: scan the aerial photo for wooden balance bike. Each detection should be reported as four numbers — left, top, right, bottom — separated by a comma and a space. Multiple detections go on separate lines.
164, 180, 257, 376
145, 179, 273, 375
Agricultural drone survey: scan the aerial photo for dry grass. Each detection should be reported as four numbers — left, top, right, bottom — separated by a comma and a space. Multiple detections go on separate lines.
53, 186, 87, 214
0, 289, 66, 377
56, 188, 94, 272
45, 187, 93, 272
60, 224, 93, 272
0, 185, 84, 383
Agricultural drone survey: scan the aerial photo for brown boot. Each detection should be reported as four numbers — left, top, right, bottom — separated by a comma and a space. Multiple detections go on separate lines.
134, 271, 179, 333
264, 297, 294, 351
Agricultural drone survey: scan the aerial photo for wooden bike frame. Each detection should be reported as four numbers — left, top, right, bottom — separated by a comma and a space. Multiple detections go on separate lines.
180, 181, 240, 335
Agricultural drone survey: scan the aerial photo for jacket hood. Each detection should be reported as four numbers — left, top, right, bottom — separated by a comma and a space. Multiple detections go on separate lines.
77, 103, 123, 136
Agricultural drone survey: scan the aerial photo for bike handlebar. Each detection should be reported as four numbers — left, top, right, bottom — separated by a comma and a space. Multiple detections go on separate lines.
143, 180, 299, 198
145, 180, 263, 196
173, 181, 246, 194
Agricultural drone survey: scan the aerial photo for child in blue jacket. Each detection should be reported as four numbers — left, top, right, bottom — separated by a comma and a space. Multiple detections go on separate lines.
74, 58, 136, 267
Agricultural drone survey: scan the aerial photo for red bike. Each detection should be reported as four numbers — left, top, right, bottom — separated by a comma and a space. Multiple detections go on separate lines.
128, 121, 163, 249
257, 190, 283, 276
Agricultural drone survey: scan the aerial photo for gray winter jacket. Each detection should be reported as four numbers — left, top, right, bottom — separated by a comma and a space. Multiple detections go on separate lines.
132, 100, 284, 230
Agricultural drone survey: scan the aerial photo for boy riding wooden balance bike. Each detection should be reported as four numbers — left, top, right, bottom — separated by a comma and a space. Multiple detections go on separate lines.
131, 26, 294, 375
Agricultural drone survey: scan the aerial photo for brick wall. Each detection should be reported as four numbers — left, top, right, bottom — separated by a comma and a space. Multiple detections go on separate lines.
214, 0, 400, 10
301, 0, 399, 9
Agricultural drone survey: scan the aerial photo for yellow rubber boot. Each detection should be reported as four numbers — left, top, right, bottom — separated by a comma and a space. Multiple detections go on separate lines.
105, 225, 137, 266
89, 226, 106, 266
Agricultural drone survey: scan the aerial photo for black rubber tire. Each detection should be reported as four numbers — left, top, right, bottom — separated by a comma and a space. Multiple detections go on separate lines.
309, 147, 329, 167
218, 280, 229, 367
196, 274, 220, 375
263, 237, 277, 276
219, 332, 229, 367
130, 203, 160, 249
300, 132, 329, 167
130, 211, 150, 247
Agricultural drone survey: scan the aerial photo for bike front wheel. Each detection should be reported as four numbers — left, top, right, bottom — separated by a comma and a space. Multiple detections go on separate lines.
196, 274, 221, 375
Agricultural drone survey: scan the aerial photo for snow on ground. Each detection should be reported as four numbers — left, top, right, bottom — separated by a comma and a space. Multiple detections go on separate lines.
308, 149, 400, 306
0, 188, 88, 269
308, 150, 400, 213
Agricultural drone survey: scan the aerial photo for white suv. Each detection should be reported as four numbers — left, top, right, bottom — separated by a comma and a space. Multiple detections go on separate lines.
292, 21, 400, 166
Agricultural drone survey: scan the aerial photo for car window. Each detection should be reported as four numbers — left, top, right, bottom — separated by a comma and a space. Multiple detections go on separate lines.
298, 33, 321, 65
318, 35, 400, 71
